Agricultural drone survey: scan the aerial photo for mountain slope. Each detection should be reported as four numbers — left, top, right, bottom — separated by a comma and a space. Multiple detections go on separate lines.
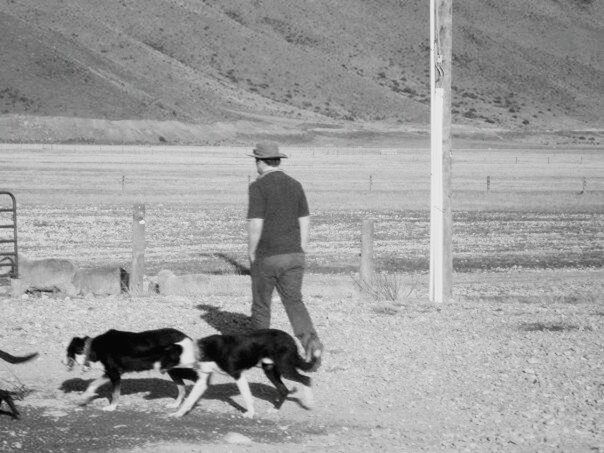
0, 0, 602, 143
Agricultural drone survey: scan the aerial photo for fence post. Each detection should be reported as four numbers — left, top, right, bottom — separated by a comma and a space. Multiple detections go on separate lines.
360, 219, 374, 284
129, 203, 145, 295
486, 176, 491, 192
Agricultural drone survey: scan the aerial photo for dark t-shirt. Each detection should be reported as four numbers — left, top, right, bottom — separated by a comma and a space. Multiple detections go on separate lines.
247, 170, 309, 258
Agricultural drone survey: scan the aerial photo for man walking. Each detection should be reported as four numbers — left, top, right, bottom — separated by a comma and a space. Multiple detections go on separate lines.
247, 142, 323, 368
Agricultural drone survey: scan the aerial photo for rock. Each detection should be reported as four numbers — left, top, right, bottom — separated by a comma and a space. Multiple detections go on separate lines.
157, 269, 210, 296
18, 256, 78, 296
224, 432, 252, 444
73, 266, 127, 296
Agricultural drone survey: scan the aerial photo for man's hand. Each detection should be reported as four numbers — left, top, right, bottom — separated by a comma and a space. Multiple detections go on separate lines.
299, 216, 310, 253
247, 218, 263, 264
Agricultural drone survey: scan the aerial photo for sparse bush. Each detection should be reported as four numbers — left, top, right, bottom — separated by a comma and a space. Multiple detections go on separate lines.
224, 69, 238, 83
144, 40, 165, 54
225, 10, 245, 25
352, 271, 416, 304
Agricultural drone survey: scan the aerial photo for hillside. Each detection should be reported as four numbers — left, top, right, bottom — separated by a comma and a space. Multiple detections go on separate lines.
0, 0, 602, 144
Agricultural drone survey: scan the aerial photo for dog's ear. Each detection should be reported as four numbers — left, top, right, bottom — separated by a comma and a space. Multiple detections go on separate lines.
197, 341, 213, 362
66, 336, 88, 353
65, 337, 77, 350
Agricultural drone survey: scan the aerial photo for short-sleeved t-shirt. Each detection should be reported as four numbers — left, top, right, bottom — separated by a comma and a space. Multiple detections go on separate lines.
247, 170, 309, 258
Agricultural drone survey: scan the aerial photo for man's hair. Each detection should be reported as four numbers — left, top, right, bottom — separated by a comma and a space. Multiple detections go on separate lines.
256, 158, 281, 167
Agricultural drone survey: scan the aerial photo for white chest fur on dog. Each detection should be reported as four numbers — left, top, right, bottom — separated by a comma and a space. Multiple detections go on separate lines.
175, 338, 196, 367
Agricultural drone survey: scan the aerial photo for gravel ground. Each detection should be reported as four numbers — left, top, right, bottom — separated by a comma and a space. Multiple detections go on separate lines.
0, 269, 602, 452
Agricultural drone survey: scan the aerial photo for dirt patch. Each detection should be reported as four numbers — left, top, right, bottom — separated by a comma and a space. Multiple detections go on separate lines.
0, 270, 602, 451
2, 406, 328, 452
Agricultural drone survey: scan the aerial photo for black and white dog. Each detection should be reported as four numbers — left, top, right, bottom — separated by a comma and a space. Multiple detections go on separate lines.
0, 348, 38, 419
166, 329, 320, 419
65, 328, 198, 411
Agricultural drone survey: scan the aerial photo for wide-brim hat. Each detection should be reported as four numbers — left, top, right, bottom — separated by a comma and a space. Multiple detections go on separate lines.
247, 142, 288, 159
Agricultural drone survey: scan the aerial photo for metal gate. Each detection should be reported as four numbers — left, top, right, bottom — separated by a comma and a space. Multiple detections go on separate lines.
0, 191, 18, 279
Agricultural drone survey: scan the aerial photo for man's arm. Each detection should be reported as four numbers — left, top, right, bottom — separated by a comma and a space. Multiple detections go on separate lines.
299, 215, 310, 253
247, 218, 264, 263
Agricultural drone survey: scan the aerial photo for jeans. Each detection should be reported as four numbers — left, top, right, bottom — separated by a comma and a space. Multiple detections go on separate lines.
250, 252, 317, 342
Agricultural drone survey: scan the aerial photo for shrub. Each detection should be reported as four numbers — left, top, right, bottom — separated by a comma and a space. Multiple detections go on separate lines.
352, 271, 416, 304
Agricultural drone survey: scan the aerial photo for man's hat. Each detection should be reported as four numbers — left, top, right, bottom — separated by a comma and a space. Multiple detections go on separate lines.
248, 142, 288, 159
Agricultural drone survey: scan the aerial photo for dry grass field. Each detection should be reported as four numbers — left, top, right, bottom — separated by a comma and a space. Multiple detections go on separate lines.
0, 143, 602, 275
0, 143, 603, 452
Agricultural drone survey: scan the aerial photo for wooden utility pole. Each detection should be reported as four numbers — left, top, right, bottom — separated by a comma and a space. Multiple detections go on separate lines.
360, 219, 374, 283
429, 0, 453, 302
130, 203, 145, 295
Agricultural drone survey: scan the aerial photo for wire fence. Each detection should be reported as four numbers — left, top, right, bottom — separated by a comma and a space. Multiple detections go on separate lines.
1, 143, 603, 200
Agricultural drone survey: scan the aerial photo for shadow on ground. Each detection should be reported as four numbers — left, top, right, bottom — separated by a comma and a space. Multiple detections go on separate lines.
196, 304, 253, 335
2, 405, 328, 452
59, 377, 290, 413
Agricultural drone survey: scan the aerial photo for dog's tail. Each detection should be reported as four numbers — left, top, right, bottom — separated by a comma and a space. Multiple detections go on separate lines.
0, 349, 38, 364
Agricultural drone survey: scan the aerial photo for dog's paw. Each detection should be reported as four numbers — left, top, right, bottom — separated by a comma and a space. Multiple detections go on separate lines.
242, 410, 255, 419
102, 404, 117, 412
168, 410, 185, 418
77, 396, 92, 406
301, 390, 314, 410
165, 400, 181, 409
302, 398, 314, 410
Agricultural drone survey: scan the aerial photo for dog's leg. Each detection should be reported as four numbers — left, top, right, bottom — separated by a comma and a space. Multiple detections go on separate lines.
235, 373, 255, 418
79, 376, 110, 406
299, 383, 314, 409
169, 372, 210, 418
261, 362, 289, 410
102, 374, 121, 411
0, 390, 19, 419
166, 369, 186, 408
284, 369, 314, 410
